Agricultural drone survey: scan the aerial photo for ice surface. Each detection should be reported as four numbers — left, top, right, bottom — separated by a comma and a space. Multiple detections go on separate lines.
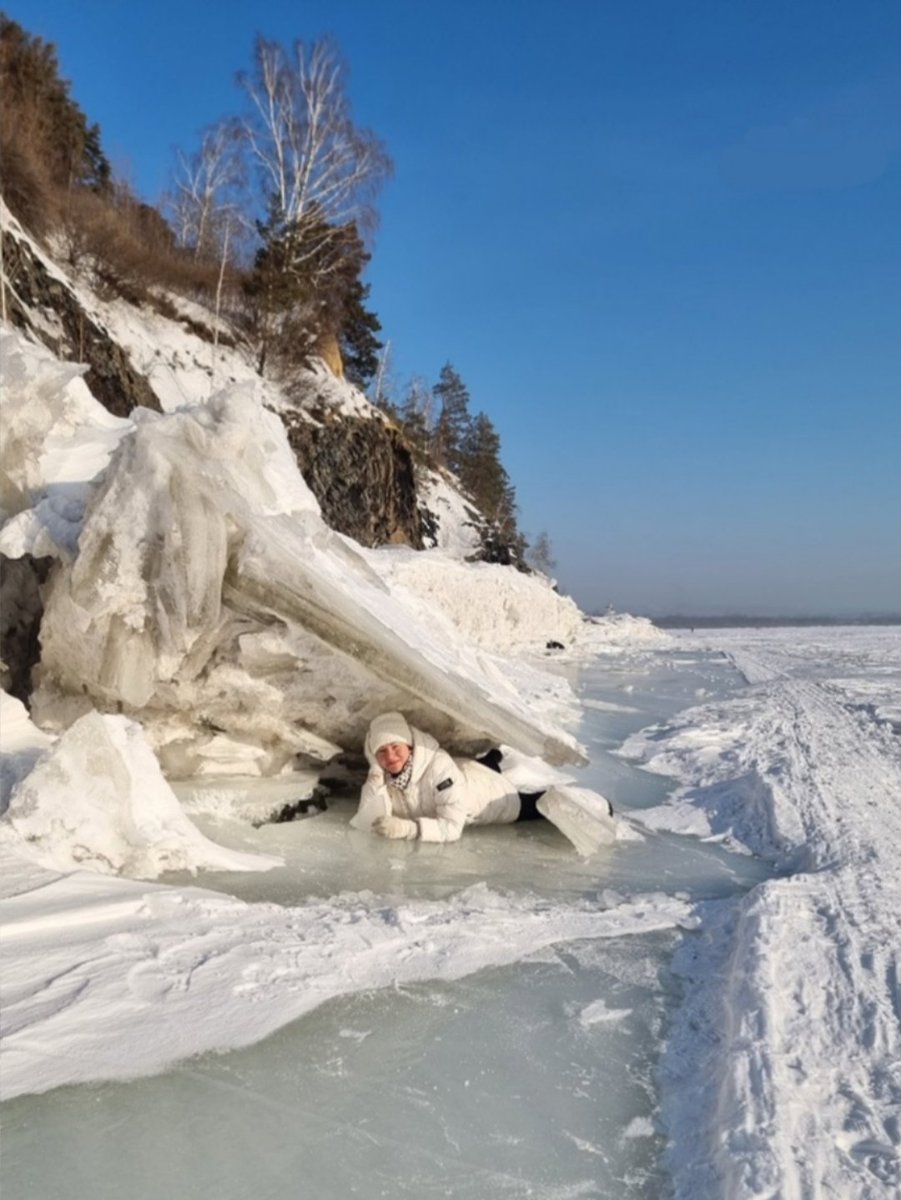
0, 850, 692, 1101
171, 770, 321, 822
1, 935, 680, 1200
0, 649, 770, 1200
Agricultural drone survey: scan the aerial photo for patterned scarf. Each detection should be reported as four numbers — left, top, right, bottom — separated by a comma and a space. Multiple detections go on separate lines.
385, 757, 414, 791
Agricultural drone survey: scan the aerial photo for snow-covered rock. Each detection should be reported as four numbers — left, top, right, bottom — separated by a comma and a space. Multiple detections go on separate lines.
418, 469, 485, 558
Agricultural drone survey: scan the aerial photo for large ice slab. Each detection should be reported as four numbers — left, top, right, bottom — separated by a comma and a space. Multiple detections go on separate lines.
25, 373, 582, 772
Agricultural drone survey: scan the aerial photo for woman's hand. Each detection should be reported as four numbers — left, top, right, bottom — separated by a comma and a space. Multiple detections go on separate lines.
372, 815, 418, 840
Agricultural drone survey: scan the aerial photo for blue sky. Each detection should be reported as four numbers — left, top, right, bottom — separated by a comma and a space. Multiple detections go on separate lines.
12, 0, 901, 615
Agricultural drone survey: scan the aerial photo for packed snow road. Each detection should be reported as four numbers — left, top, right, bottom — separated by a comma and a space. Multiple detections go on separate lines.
626, 627, 901, 1199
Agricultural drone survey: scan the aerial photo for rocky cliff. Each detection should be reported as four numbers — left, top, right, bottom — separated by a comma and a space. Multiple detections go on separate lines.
1, 227, 161, 417
285, 411, 424, 548
0, 208, 439, 553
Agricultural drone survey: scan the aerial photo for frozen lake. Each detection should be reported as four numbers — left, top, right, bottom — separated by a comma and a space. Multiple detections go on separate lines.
2, 647, 775, 1199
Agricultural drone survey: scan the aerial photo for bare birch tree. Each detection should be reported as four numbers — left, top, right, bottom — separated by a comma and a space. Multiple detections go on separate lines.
237, 35, 391, 281
371, 339, 393, 409
165, 122, 247, 260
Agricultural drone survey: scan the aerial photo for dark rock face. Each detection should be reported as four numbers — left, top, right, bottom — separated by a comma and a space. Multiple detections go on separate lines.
0, 555, 53, 705
281, 408, 424, 548
417, 503, 440, 549
1, 230, 160, 417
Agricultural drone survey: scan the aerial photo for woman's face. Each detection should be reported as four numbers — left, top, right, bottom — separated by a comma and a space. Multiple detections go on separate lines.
376, 741, 412, 775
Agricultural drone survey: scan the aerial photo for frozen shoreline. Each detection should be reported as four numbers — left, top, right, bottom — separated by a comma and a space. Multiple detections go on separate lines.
1, 291, 897, 1190
0, 629, 677, 1105
3, 628, 899, 1198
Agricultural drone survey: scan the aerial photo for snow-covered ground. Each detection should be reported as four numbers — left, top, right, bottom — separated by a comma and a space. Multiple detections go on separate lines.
623, 626, 901, 1199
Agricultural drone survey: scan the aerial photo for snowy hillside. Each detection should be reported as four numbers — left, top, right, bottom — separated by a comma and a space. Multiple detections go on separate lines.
1, 197, 486, 555
1, 322, 587, 771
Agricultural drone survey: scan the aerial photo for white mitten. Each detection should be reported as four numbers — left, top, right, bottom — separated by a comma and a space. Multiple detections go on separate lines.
372, 815, 418, 840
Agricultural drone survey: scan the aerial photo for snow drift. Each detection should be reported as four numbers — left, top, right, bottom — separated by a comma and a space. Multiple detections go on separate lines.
367, 546, 585, 651
622, 629, 901, 1200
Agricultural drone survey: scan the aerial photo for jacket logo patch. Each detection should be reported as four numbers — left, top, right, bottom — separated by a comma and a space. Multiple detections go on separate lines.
436, 778, 454, 792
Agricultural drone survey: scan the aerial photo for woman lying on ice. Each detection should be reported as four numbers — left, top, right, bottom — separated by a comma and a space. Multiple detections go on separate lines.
350, 712, 617, 855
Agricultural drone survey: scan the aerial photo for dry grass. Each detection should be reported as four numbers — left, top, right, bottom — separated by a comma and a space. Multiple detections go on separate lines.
1, 122, 245, 316
0, 128, 57, 235
56, 185, 239, 306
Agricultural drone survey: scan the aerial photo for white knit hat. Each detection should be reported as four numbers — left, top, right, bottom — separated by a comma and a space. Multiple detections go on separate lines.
368, 711, 412, 753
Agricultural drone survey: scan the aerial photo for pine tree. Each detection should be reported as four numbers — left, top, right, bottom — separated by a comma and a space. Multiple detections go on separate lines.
398, 376, 432, 452
432, 363, 472, 473
458, 411, 508, 518
243, 204, 313, 374
340, 279, 383, 389
0, 16, 110, 192
496, 481, 527, 565
246, 208, 375, 376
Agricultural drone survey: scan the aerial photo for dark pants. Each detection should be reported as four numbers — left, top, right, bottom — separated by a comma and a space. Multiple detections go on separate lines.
476, 749, 545, 822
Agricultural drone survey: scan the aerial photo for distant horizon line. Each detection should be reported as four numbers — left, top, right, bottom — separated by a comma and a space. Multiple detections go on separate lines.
625, 613, 901, 629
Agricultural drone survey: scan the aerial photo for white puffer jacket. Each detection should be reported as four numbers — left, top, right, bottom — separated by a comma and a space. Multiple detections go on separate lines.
350, 724, 521, 842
